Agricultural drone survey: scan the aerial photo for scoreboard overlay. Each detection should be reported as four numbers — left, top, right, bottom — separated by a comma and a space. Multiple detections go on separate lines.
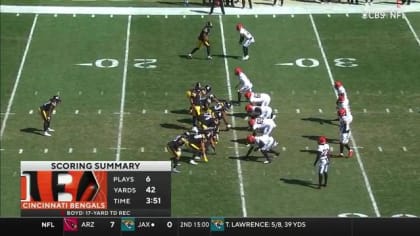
20, 161, 171, 217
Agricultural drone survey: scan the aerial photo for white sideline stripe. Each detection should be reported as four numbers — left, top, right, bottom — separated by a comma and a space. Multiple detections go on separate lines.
0, 14, 38, 140
219, 15, 247, 217
2, 5, 420, 16
115, 15, 131, 161
403, 13, 420, 47
310, 14, 380, 217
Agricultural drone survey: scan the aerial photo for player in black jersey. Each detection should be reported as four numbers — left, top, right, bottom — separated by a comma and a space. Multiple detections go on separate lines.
39, 95, 61, 136
167, 133, 189, 173
188, 21, 213, 60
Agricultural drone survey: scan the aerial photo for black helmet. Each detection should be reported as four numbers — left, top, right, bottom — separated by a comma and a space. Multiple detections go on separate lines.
206, 21, 213, 28
51, 95, 61, 103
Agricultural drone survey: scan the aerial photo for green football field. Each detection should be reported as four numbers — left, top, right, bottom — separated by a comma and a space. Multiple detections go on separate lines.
1, 2, 420, 218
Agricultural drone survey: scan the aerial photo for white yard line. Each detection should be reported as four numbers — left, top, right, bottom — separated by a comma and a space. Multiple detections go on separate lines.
115, 15, 131, 161
0, 14, 38, 140
403, 13, 420, 47
219, 15, 247, 217
309, 14, 381, 217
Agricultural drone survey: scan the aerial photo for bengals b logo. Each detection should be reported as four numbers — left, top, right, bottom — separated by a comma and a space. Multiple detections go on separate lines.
21, 171, 99, 201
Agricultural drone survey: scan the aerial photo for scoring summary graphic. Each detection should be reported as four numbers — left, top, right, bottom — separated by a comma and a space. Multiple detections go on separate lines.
20, 161, 171, 217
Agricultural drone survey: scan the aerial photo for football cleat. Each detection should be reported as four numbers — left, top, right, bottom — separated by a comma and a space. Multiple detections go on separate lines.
172, 168, 181, 173
207, 55, 212, 60
44, 131, 51, 137
187, 54, 192, 59
242, 55, 249, 61
263, 160, 271, 164
47, 128, 55, 132
189, 159, 198, 165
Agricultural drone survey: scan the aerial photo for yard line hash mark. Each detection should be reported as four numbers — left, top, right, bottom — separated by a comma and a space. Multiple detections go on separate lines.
1, 14, 38, 140
310, 14, 380, 217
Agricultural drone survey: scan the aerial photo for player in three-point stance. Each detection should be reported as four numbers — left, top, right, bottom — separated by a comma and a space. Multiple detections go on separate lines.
245, 134, 279, 164
313, 136, 331, 189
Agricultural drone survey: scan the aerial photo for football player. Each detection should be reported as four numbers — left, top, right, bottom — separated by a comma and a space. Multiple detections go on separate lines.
39, 95, 61, 137
334, 81, 348, 100
234, 67, 253, 104
236, 23, 255, 60
338, 108, 354, 158
248, 117, 276, 136
167, 133, 189, 173
244, 91, 271, 107
186, 127, 208, 163
313, 136, 331, 189
198, 106, 219, 153
245, 104, 274, 119
188, 82, 204, 127
212, 101, 232, 131
245, 134, 279, 164
201, 85, 220, 108
188, 21, 213, 60
336, 93, 351, 116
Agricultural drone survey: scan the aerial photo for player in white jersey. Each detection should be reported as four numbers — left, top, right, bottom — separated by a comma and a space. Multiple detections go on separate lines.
244, 91, 271, 107
248, 117, 276, 136
234, 67, 253, 104
245, 104, 274, 119
338, 108, 354, 158
245, 134, 279, 164
334, 81, 348, 100
313, 136, 331, 189
236, 23, 255, 60
336, 93, 351, 116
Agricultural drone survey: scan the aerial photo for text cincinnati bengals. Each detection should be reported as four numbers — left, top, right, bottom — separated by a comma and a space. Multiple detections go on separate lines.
21, 202, 106, 209
50, 162, 141, 170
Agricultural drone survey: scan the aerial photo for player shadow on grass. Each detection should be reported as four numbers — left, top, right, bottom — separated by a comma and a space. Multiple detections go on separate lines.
230, 138, 248, 145
170, 109, 190, 115
229, 126, 250, 131
160, 123, 188, 130
20, 127, 44, 136
212, 54, 242, 60
301, 117, 338, 126
280, 178, 319, 189
177, 118, 193, 125
229, 155, 266, 163
230, 112, 248, 119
